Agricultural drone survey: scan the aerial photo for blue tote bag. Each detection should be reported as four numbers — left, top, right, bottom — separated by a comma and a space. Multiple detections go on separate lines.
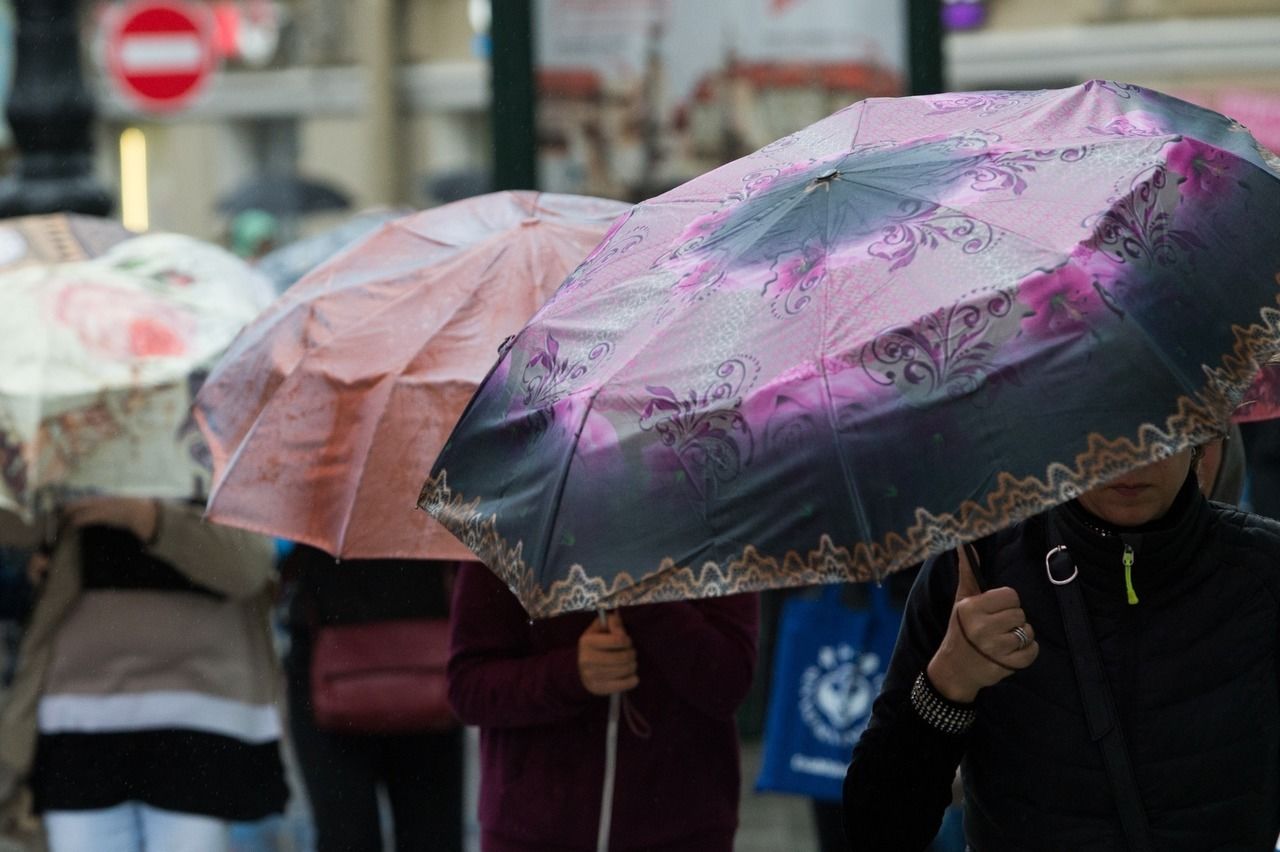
756, 583, 901, 801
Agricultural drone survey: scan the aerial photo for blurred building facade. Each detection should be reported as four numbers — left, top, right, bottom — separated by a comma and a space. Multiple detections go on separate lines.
533, 0, 909, 202
946, 0, 1280, 152
0, 0, 1276, 241
81, 0, 490, 241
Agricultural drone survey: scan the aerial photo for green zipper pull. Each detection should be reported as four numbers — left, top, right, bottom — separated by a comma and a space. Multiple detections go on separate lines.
1122, 544, 1138, 605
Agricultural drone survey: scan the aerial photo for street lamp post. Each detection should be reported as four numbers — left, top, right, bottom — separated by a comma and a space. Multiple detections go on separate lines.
0, 0, 112, 217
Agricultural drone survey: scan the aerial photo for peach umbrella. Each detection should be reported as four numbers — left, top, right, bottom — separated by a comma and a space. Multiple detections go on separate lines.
194, 191, 630, 559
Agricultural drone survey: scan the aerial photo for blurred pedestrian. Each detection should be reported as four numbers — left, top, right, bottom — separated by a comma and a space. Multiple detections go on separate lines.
1200, 424, 1245, 503
448, 562, 759, 852
0, 545, 33, 684
0, 543, 36, 852
844, 443, 1280, 850
1241, 420, 1280, 518
280, 544, 463, 852
228, 209, 280, 262
0, 497, 286, 852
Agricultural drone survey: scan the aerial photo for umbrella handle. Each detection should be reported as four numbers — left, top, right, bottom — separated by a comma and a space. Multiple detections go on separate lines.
957, 541, 987, 592
597, 608, 619, 852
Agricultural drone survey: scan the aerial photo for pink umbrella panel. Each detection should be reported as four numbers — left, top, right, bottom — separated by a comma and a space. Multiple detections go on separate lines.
195, 191, 631, 560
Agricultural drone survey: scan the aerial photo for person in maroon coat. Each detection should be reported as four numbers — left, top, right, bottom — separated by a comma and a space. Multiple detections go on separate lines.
448, 562, 760, 852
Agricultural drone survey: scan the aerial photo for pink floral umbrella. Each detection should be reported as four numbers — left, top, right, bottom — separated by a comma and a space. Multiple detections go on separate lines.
195, 191, 630, 559
420, 81, 1280, 618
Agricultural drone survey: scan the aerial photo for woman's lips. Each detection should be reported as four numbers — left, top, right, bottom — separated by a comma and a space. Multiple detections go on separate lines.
1109, 484, 1150, 498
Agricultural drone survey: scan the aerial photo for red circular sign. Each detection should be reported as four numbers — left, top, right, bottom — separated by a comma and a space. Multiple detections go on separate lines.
105, 1, 217, 113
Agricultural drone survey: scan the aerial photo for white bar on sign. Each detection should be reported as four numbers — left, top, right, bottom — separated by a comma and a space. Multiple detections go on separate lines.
119, 35, 203, 73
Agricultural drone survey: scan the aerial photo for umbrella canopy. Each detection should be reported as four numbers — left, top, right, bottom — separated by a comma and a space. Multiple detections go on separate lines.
0, 213, 133, 270
195, 191, 631, 560
419, 81, 1280, 618
217, 173, 352, 217
0, 233, 274, 517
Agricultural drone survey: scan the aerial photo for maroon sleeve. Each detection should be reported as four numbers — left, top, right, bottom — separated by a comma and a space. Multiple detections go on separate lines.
446, 562, 596, 728
622, 592, 760, 720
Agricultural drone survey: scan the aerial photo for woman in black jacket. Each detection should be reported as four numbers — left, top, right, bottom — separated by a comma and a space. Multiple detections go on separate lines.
843, 444, 1280, 851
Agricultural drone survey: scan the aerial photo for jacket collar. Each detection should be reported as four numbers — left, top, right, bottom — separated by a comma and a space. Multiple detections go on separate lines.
1049, 472, 1209, 605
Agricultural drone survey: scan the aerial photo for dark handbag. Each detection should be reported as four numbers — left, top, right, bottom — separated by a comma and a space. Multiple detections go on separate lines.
310, 618, 456, 733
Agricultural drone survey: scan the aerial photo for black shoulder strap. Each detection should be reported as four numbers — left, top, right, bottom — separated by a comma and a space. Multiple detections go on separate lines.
1045, 514, 1153, 852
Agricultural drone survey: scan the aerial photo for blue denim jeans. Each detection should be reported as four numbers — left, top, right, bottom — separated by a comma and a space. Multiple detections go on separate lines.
45, 803, 228, 852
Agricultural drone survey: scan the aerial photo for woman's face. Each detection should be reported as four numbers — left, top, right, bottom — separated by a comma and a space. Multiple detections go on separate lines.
1077, 448, 1194, 527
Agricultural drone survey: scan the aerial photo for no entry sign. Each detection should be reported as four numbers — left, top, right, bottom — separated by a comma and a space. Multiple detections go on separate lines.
105, 1, 218, 113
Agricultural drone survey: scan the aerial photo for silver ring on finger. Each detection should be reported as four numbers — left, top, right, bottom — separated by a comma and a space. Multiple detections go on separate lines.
1012, 625, 1030, 652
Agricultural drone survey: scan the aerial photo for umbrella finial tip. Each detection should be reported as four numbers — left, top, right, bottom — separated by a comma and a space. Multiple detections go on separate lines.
808, 169, 841, 192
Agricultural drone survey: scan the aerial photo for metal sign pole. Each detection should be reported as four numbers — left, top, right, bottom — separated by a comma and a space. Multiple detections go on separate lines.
490, 0, 538, 191
908, 0, 946, 96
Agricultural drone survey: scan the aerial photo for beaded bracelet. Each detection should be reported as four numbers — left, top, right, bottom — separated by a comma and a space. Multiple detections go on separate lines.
910, 671, 976, 735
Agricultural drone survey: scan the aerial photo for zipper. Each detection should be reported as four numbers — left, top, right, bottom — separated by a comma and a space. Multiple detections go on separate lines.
1122, 543, 1138, 605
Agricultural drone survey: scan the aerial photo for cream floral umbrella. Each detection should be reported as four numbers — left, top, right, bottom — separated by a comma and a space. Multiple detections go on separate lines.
0, 233, 273, 518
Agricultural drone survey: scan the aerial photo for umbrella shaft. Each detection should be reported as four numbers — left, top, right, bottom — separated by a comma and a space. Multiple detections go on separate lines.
597, 607, 618, 852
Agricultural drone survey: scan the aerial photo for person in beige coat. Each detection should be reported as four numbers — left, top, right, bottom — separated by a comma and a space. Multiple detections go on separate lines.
0, 497, 286, 852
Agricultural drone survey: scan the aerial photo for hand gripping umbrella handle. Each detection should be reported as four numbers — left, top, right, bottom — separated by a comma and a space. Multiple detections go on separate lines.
597, 608, 620, 852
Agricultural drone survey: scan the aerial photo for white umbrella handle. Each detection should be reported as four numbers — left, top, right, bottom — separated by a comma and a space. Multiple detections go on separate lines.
597, 609, 619, 852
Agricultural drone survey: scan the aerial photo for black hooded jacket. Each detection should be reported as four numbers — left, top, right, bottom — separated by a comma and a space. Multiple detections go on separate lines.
844, 476, 1280, 851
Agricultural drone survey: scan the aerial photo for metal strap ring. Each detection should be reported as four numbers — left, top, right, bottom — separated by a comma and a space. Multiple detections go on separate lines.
1045, 544, 1078, 585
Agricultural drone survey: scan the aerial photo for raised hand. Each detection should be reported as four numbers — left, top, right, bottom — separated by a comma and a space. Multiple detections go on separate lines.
926, 546, 1038, 703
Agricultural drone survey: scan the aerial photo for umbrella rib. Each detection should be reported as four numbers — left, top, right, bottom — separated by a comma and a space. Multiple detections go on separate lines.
845, 95, 872, 151
534, 384, 605, 589
384, 240, 527, 380
201, 380, 290, 516
836, 131, 1181, 181
330, 374, 399, 556
816, 178, 875, 559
